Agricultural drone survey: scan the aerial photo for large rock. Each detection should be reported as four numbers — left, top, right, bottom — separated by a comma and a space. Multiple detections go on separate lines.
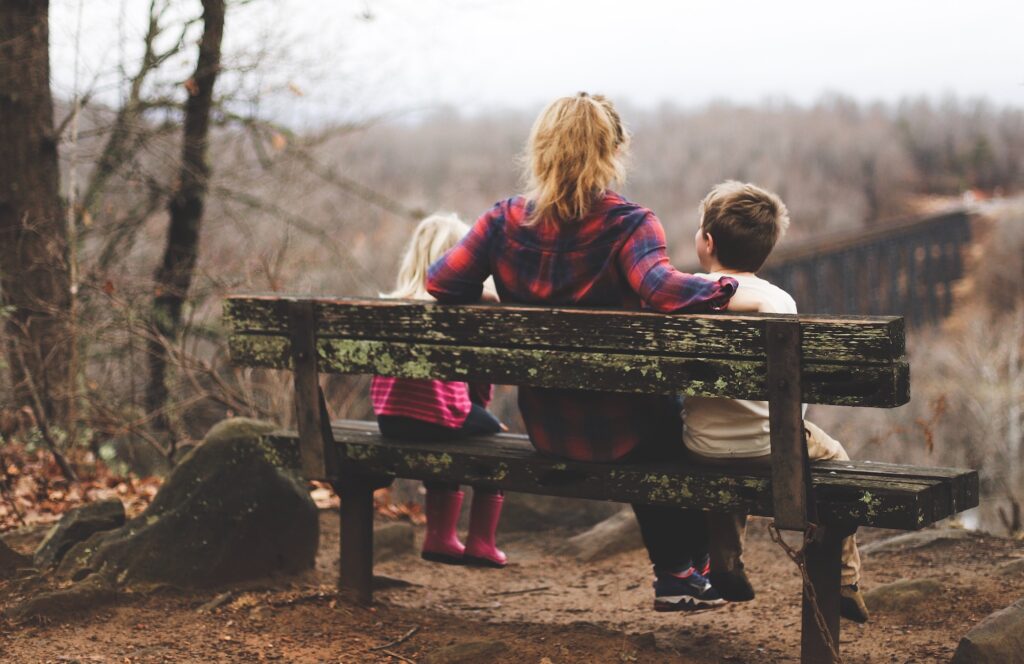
863, 578, 944, 614
34, 499, 125, 569
564, 509, 642, 562
56, 418, 318, 588
483, 492, 622, 532
0, 539, 31, 580
952, 596, 1024, 663
860, 528, 980, 555
374, 521, 415, 562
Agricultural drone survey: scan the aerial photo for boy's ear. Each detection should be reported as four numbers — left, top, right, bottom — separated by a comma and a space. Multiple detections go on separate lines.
704, 231, 716, 257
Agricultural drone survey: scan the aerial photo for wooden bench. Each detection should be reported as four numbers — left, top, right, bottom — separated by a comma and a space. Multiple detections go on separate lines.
224, 294, 978, 663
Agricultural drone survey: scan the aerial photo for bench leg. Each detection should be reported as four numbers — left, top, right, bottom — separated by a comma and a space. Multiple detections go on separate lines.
801, 525, 844, 663
337, 475, 374, 604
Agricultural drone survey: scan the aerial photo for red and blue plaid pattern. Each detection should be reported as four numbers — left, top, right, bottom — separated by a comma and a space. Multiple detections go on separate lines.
427, 192, 737, 461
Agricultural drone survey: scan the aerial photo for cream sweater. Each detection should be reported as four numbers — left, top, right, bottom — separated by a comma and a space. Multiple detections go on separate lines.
682, 272, 806, 458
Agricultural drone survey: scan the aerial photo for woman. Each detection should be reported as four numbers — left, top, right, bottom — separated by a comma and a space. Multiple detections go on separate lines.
427, 93, 737, 611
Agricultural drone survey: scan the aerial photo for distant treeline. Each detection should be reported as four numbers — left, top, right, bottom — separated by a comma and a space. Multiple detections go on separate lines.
317, 95, 1023, 266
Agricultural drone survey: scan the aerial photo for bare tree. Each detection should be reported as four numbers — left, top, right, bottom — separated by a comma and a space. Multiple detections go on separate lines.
146, 0, 226, 436
0, 0, 72, 425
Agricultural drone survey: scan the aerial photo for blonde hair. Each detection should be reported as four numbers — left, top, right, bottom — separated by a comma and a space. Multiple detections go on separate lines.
699, 181, 791, 273
384, 213, 469, 300
524, 92, 629, 226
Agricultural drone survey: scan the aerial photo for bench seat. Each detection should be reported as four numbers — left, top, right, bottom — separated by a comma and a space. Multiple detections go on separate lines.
268, 420, 978, 532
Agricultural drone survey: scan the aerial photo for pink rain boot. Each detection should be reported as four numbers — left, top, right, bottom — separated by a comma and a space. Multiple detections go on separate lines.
464, 491, 508, 568
421, 488, 466, 565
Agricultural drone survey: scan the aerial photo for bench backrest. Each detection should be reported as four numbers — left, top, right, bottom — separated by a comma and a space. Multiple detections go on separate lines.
225, 295, 909, 408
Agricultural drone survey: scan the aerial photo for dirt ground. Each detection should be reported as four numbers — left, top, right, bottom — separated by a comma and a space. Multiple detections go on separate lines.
2, 511, 1023, 664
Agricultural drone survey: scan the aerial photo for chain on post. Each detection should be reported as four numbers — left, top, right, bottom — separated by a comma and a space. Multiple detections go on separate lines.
768, 522, 843, 664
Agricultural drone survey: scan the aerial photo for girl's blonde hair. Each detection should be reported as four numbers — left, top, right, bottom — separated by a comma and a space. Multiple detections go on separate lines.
524, 92, 629, 226
384, 213, 470, 301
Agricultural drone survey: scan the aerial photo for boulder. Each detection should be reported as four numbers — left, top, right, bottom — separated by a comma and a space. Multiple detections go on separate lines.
482, 492, 621, 532
0, 539, 31, 580
860, 528, 980, 555
952, 596, 1024, 663
563, 509, 642, 562
56, 418, 318, 588
34, 499, 125, 569
374, 521, 415, 562
863, 578, 944, 614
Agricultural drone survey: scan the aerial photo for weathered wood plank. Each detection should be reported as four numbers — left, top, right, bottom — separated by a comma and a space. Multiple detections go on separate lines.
802, 525, 844, 662
263, 425, 977, 530
323, 421, 973, 521
224, 296, 906, 364
287, 302, 333, 480
229, 334, 910, 407
817, 459, 978, 516
766, 319, 813, 530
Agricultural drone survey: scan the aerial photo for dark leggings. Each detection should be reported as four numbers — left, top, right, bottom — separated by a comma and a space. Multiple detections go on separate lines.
624, 396, 711, 575
377, 404, 502, 493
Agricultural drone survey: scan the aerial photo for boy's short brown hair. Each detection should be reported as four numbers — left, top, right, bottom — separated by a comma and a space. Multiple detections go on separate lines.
699, 181, 790, 273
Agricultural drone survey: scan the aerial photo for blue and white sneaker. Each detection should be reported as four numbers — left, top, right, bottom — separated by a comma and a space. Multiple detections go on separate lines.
653, 568, 726, 612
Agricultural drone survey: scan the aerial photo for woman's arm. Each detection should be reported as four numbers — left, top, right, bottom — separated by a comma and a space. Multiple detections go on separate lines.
426, 206, 498, 303
619, 214, 737, 312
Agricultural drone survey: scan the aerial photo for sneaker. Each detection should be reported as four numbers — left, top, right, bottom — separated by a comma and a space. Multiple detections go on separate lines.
709, 567, 755, 602
653, 569, 727, 612
840, 583, 870, 623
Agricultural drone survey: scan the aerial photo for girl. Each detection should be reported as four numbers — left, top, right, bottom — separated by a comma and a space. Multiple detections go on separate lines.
426, 94, 738, 610
371, 213, 508, 568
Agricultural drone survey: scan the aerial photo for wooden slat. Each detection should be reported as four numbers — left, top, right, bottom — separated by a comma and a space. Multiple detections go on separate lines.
323, 421, 974, 521
229, 334, 910, 407
816, 459, 978, 516
224, 295, 906, 364
263, 424, 978, 530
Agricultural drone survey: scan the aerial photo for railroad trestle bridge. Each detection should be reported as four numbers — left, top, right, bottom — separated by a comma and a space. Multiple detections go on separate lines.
758, 209, 973, 326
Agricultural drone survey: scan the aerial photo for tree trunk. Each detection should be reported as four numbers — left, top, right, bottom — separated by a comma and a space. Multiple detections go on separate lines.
0, 0, 71, 424
146, 0, 225, 435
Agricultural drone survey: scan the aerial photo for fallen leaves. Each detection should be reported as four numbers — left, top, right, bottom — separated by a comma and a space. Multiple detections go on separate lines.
0, 442, 163, 532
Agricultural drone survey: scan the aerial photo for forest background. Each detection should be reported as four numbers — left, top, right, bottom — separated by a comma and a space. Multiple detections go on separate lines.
2, 0, 1023, 535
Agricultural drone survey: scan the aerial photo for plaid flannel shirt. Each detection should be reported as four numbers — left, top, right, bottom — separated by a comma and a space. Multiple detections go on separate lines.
427, 192, 737, 461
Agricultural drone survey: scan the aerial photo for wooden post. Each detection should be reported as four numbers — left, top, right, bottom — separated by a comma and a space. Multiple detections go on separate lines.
841, 251, 856, 315
288, 301, 335, 480
940, 240, 955, 318
905, 240, 919, 325
923, 241, 938, 325
812, 258, 829, 314
766, 320, 814, 530
801, 525, 846, 663
338, 473, 375, 604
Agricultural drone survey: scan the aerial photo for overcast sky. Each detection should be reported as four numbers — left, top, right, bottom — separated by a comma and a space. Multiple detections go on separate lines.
50, 0, 1024, 124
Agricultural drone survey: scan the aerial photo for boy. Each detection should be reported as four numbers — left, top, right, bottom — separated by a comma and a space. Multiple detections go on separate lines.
684, 181, 869, 623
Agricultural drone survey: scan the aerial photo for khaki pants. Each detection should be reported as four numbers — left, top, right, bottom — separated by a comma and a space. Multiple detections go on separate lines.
692, 421, 862, 585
